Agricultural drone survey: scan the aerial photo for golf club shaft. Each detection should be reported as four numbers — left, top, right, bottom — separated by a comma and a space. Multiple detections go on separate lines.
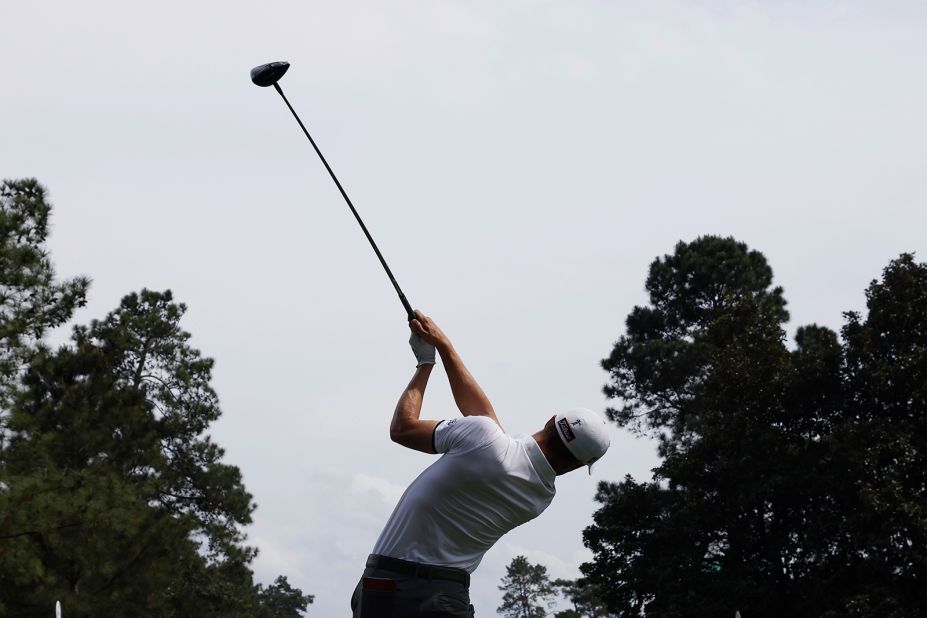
272, 83, 415, 322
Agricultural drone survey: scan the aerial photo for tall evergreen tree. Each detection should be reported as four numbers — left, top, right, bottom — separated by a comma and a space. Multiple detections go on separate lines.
583, 237, 927, 617
0, 179, 88, 411
836, 253, 927, 614
497, 555, 556, 618
0, 180, 311, 616
0, 290, 312, 616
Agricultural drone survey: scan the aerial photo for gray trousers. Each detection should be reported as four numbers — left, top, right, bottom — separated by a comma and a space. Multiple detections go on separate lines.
351, 564, 475, 617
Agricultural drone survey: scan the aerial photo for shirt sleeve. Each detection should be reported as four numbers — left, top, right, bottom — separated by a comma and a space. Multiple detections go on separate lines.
433, 416, 503, 454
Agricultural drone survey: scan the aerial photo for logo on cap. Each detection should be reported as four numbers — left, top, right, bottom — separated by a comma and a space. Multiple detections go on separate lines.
558, 418, 576, 442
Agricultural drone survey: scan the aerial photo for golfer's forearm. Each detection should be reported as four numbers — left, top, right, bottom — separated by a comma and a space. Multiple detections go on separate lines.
437, 342, 495, 417
390, 364, 432, 434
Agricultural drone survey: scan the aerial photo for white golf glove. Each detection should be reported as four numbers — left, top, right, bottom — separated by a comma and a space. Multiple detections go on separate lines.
409, 332, 436, 367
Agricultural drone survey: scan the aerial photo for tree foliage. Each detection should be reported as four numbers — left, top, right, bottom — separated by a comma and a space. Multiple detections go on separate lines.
497, 555, 556, 618
257, 576, 315, 618
0, 179, 88, 410
0, 180, 311, 616
553, 578, 613, 618
585, 237, 927, 617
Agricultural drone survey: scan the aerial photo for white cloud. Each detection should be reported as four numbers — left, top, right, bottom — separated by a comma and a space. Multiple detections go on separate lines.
351, 472, 406, 507
500, 543, 591, 581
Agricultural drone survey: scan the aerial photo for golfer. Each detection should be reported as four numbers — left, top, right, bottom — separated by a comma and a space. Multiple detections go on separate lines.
351, 311, 610, 617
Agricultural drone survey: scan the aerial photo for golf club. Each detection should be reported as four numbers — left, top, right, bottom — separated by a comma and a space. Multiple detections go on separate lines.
250, 61, 416, 322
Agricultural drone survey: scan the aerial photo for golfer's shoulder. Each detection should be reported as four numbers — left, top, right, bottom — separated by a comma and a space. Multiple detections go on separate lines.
449, 415, 503, 438
441, 415, 501, 432
466, 415, 505, 437
435, 415, 505, 452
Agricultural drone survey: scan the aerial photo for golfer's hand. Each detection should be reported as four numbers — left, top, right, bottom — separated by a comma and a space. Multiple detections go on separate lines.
409, 331, 436, 367
410, 311, 449, 349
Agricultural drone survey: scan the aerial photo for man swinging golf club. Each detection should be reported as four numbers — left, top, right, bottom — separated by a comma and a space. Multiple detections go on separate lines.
351, 312, 611, 617
249, 62, 607, 615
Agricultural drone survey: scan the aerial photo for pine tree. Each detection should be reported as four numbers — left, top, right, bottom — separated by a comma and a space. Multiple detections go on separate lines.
497, 555, 556, 618
0, 290, 281, 615
0, 180, 311, 616
257, 576, 315, 618
0, 178, 88, 412
583, 237, 927, 616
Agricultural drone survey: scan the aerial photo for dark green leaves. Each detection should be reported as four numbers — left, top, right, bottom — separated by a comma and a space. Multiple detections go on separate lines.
0, 179, 89, 406
588, 239, 927, 616
601, 236, 788, 435
497, 555, 557, 618
0, 180, 311, 616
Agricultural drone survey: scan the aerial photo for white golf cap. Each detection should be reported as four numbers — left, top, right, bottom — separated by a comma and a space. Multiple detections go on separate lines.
554, 407, 610, 474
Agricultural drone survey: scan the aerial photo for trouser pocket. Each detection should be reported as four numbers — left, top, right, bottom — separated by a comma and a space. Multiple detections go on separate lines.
420, 590, 474, 617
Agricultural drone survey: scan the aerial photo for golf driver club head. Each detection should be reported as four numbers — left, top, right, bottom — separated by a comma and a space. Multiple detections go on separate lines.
251, 61, 290, 87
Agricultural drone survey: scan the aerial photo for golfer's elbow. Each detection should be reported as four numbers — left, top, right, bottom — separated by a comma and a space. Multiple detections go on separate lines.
389, 418, 412, 443
389, 420, 420, 452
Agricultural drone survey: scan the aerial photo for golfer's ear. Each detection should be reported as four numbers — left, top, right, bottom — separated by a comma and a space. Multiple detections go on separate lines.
390, 419, 441, 454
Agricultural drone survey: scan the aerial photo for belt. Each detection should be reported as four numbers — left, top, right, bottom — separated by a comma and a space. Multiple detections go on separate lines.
366, 554, 470, 587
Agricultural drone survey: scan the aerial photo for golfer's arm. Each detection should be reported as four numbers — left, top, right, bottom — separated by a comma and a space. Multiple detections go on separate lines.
437, 342, 500, 425
390, 364, 440, 454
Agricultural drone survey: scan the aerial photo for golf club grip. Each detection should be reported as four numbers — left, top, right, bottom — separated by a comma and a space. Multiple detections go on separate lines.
399, 296, 415, 322
272, 83, 415, 323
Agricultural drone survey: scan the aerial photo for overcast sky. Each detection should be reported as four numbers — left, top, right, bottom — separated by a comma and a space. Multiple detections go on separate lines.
3, 1, 926, 614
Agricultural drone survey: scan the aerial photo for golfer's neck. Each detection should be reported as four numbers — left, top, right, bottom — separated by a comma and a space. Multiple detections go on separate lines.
532, 431, 556, 471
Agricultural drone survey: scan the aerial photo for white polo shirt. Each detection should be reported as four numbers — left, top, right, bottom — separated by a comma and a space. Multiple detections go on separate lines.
371, 416, 557, 573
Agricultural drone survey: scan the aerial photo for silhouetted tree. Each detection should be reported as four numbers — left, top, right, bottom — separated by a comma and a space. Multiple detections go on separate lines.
584, 237, 927, 617
0, 180, 311, 616
554, 578, 612, 617
0, 178, 88, 410
497, 555, 556, 618
257, 576, 315, 618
